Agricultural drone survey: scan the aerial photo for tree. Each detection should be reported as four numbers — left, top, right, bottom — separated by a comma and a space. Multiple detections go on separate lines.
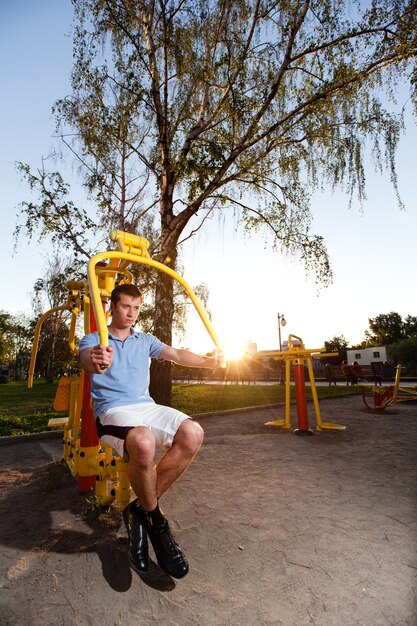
402, 314, 417, 337
323, 335, 349, 364
1, 305, 76, 382
30, 254, 83, 382
0, 312, 14, 369
16, 0, 417, 404
33, 316, 78, 380
365, 311, 405, 346
0, 312, 32, 380
389, 335, 417, 375
364, 311, 417, 348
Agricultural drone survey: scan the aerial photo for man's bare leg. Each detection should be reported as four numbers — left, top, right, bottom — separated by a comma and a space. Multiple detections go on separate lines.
156, 419, 204, 499
123, 419, 203, 579
125, 426, 158, 510
122, 426, 156, 574
124, 420, 203, 508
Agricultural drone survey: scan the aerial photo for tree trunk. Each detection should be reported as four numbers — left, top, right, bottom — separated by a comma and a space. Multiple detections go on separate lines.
46, 322, 58, 384
149, 244, 177, 405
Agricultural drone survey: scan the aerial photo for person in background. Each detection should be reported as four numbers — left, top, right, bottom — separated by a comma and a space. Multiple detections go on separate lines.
79, 283, 222, 579
342, 359, 357, 385
351, 360, 363, 382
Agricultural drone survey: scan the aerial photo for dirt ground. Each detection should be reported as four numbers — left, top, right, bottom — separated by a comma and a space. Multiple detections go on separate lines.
0, 395, 416, 626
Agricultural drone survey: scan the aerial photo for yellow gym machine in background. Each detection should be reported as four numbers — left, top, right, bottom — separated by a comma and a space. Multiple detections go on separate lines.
262, 335, 345, 433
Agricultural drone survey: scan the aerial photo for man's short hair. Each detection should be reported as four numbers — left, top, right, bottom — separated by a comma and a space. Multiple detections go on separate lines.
110, 283, 143, 305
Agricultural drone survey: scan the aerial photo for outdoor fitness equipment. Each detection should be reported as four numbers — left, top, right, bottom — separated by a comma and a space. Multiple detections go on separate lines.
361, 365, 417, 410
262, 335, 345, 433
28, 279, 86, 386
28, 229, 222, 508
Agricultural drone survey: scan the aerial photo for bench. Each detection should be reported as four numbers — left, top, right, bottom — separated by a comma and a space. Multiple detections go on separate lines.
324, 363, 383, 386
352, 364, 383, 386
324, 364, 356, 386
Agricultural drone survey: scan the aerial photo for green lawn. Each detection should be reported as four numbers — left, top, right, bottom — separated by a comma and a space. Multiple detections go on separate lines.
0, 379, 361, 437
172, 382, 360, 414
0, 380, 62, 436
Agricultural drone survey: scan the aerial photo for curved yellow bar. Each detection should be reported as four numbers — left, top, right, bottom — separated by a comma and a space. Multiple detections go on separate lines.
28, 280, 86, 388
288, 334, 305, 349
87, 251, 222, 349
27, 305, 70, 388
68, 311, 79, 356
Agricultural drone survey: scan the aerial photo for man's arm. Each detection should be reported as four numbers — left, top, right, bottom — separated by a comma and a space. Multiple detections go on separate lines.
159, 346, 222, 369
79, 344, 113, 374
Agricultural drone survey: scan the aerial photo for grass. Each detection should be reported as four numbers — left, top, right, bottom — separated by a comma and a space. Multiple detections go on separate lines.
0, 380, 61, 436
172, 382, 360, 414
0, 379, 361, 437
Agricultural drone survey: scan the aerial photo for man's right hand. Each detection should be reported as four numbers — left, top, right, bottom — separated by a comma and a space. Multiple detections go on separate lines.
89, 344, 113, 373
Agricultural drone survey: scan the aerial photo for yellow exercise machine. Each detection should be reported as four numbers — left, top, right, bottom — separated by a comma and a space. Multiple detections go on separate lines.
28, 229, 222, 509
262, 335, 345, 433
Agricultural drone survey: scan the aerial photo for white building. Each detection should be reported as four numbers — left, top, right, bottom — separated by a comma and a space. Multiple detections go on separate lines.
244, 341, 258, 357
346, 346, 387, 365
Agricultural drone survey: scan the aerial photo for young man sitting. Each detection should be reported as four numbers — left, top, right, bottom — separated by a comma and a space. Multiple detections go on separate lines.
79, 283, 221, 578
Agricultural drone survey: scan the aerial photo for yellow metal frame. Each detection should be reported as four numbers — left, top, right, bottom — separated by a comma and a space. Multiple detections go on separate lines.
28, 230, 222, 509
27, 280, 86, 388
263, 334, 345, 431
87, 229, 222, 349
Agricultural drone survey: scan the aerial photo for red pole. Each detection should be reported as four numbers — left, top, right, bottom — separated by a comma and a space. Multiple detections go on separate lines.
293, 361, 314, 436
77, 304, 100, 492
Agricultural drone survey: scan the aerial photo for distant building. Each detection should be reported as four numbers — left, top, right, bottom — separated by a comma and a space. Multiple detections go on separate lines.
244, 341, 258, 357
346, 346, 387, 365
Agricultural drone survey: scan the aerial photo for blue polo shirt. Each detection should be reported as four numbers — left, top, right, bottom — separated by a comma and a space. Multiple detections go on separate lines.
79, 329, 166, 418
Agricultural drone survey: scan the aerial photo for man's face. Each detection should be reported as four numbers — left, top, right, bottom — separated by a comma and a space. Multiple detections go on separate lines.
111, 294, 142, 328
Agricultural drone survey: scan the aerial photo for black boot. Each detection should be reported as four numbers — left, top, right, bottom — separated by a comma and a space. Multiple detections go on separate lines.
147, 518, 189, 579
122, 500, 149, 573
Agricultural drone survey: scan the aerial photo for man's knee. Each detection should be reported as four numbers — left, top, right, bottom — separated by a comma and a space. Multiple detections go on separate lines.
175, 419, 204, 454
125, 426, 156, 465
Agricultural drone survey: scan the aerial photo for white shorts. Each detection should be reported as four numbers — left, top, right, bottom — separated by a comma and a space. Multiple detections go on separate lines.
97, 402, 190, 458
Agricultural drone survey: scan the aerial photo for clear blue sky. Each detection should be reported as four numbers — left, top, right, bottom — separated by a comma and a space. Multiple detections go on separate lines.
1, 0, 416, 354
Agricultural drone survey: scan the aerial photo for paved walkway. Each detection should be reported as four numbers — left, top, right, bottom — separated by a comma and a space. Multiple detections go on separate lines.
0, 396, 416, 625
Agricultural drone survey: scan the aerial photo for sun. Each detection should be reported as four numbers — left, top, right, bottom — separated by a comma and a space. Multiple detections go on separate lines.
222, 339, 247, 362
181, 305, 253, 361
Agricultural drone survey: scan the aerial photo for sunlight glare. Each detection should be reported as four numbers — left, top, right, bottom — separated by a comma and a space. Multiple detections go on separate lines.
222, 338, 248, 362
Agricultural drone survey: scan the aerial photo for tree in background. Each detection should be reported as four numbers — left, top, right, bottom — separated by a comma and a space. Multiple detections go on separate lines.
32, 316, 78, 380
29, 254, 81, 382
0, 312, 14, 378
0, 311, 32, 381
390, 336, 417, 375
16, 0, 417, 404
323, 335, 349, 364
402, 314, 417, 337
365, 312, 417, 374
365, 311, 407, 346
323, 312, 417, 374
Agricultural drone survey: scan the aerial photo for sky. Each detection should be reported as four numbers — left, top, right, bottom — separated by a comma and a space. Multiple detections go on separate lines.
1, 0, 416, 356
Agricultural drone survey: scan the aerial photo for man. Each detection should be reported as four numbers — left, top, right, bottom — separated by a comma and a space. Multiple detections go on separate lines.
79, 283, 221, 579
